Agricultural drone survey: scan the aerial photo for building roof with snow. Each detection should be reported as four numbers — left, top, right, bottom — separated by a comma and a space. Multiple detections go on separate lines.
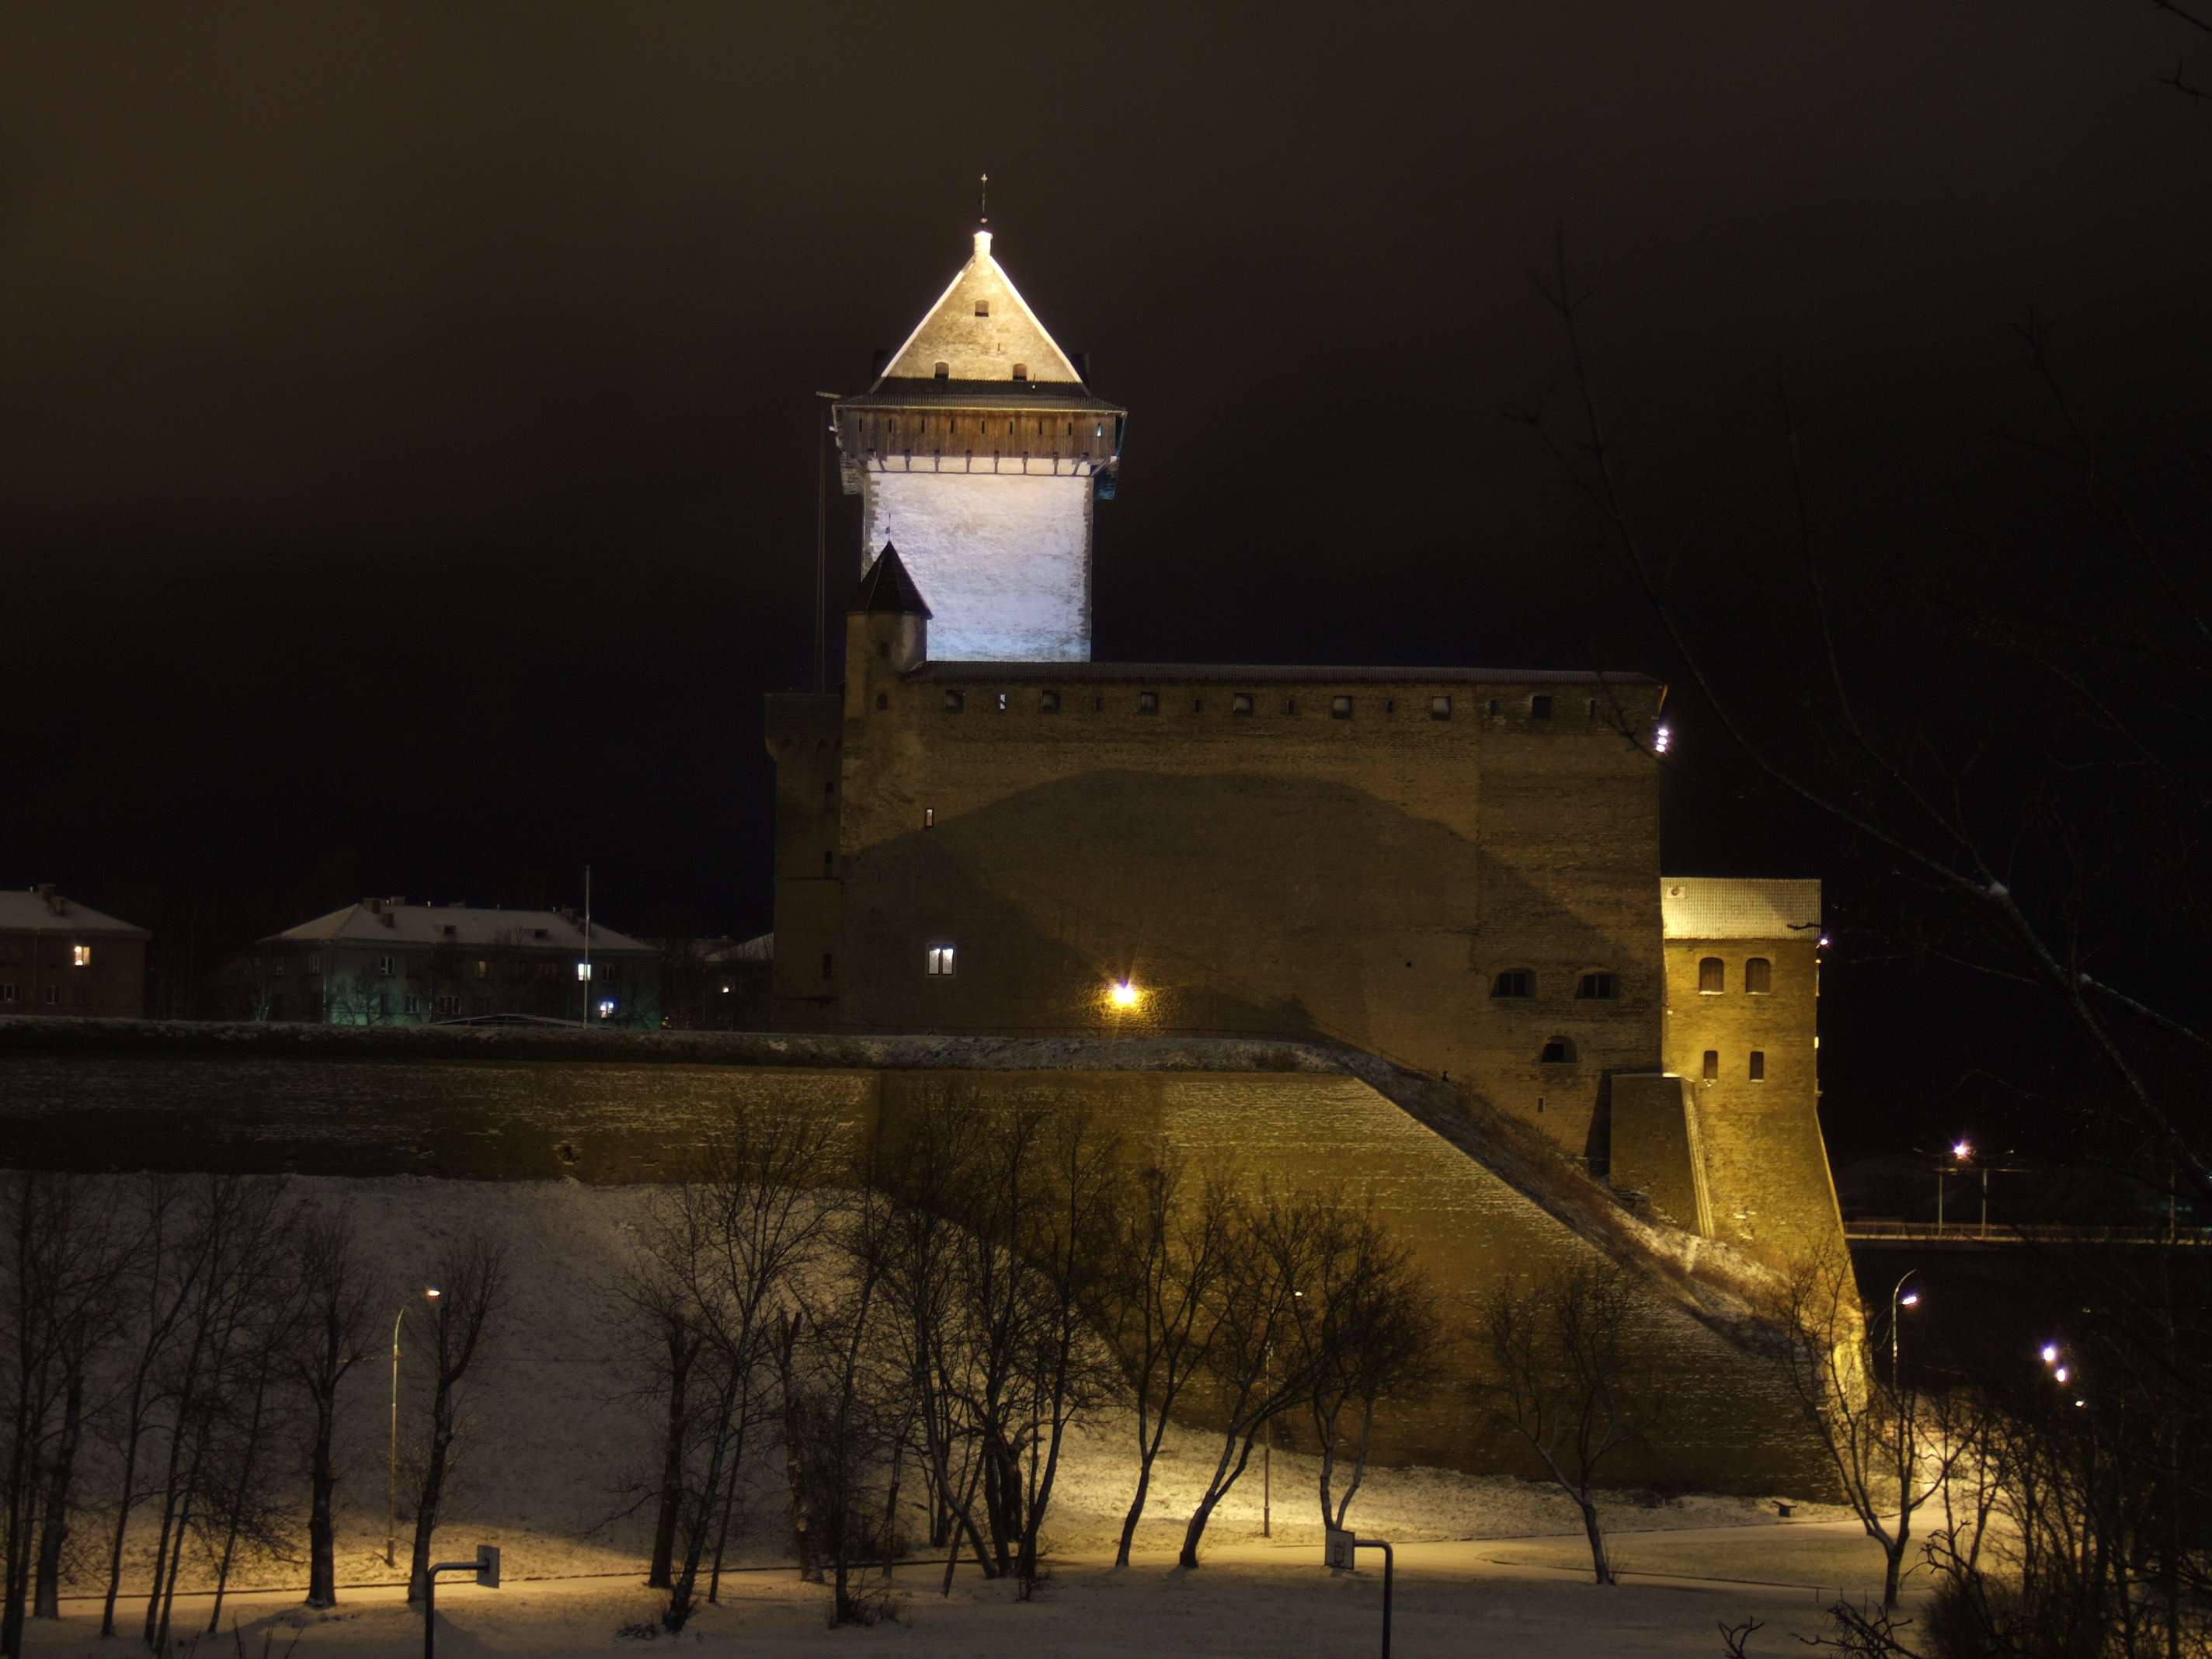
0, 888, 149, 937
264, 899, 654, 955
1661, 878, 1823, 941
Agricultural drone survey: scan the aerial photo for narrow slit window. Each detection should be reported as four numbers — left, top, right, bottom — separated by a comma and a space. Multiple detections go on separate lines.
1702, 1049, 1720, 1081
1576, 972, 1620, 1000
1744, 957, 1772, 993
927, 944, 957, 977
1699, 956, 1726, 994
875, 692, 888, 711
823, 850, 835, 877
923, 808, 935, 828
1491, 969, 1535, 999
1749, 1050, 1766, 1082
821, 952, 834, 981
1540, 1035, 1577, 1064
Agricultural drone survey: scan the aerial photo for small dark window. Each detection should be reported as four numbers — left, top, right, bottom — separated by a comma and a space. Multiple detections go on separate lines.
1039, 690, 1061, 714
824, 779, 836, 798
1576, 972, 1620, 1000
1745, 957, 1772, 993
1138, 691, 1159, 715
1232, 693, 1254, 716
1702, 1049, 1720, 1081
1540, 1036, 1577, 1065
821, 952, 834, 980
1192, 697, 1203, 713
1492, 969, 1536, 999
877, 640, 889, 659
1285, 697, 1298, 714
1699, 957, 1725, 994
1331, 695, 1354, 719
823, 850, 834, 877
875, 692, 888, 711
1012, 363, 1027, 381
974, 300, 989, 317
1487, 699, 1500, 717
944, 690, 965, 713
1749, 1050, 1766, 1082
933, 361, 948, 381
1386, 699, 1396, 713
1531, 694, 1553, 719
1430, 696, 1452, 720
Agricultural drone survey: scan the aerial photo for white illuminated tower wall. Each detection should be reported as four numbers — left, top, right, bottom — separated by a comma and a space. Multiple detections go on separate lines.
833, 231, 1124, 663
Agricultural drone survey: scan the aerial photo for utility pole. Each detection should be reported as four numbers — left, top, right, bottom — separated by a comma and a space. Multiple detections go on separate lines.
814, 391, 841, 693
582, 865, 593, 1027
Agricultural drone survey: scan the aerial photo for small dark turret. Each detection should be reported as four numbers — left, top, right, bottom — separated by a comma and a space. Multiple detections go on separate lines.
846, 543, 931, 718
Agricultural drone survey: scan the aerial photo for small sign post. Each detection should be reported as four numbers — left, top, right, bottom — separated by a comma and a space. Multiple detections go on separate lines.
1323, 1528, 1394, 1657
423, 1545, 501, 1659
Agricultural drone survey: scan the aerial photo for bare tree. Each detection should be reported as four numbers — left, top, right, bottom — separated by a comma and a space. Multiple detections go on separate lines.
1473, 1256, 1660, 1586
622, 1101, 845, 1632
290, 1206, 374, 1609
406, 1233, 507, 1605
1296, 1202, 1445, 1536
1177, 1189, 1330, 1568
0, 1173, 132, 1659
1097, 1153, 1240, 1567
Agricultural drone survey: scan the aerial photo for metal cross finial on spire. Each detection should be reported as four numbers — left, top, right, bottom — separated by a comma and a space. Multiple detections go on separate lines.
979, 172, 988, 226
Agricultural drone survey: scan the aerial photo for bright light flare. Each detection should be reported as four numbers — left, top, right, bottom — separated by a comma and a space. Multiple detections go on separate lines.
1953, 1139, 1972, 1162
1652, 723, 1672, 754
1899, 1292, 1921, 1307
2041, 1344, 2059, 1364
1109, 980, 1141, 1009
2054, 1366, 2070, 1383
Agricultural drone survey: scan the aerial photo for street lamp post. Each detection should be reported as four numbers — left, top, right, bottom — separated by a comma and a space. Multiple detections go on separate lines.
388, 1287, 442, 1569
1889, 1271, 1922, 1386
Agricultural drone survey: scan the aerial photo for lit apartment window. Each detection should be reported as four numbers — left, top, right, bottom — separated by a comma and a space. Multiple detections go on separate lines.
1749, 1051, 1766, 1082
1491, 970, 1536, 999
1539, 1035, 1577, 1064
1702, 1049, 1720, 1081
1576, 972, 1620, 1000
577, 962, 593, 981
1430, 696, 1452, 719
475, 959, 490, 980
71, 944, 92, 967
1530, 694, 1553, 718
926, 944, 957, 977
1745, 957, 1772, 993
1699, 957, 1726, 993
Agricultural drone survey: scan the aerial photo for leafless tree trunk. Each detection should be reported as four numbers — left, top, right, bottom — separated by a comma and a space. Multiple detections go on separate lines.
292, 1206, 373, 1609
100, 1177, 194, 1640
1473, 1256, 1660, 1585
1099, 1154, 1239, 1567
406, 1233, 507, 1606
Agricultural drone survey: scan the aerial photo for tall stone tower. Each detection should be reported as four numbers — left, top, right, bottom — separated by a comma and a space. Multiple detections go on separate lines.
833, 229, 1125, 662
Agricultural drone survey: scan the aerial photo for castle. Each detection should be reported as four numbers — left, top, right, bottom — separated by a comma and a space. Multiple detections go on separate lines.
761, 222, 1850, 1485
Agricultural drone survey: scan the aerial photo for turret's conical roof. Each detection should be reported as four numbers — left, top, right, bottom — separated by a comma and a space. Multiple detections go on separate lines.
878, 231, 1083, 384
847, 542, 932, 617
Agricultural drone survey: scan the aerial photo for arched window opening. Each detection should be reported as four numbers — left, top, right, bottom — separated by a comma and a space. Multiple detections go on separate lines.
1576, 972, 1620, 1000
1540, 1036, 1577, 1065
1491, 970, 1535, 999
1012, 363, 1028, 381
1745, 957, 1772, 993
1699, 956, 1726, 994
934, 361, 949, 380
1701, 1049, 1720, 1080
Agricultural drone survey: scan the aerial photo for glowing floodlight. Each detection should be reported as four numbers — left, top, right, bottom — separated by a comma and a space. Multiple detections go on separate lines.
2041, 1344, 2059, 1364
1898, 1291, 1921, 1307
2054, 1366, 2070, 1383
1109, 980, 1141, 1010
1953, 1139, 1972, 1162
1652, 723, 1672, 755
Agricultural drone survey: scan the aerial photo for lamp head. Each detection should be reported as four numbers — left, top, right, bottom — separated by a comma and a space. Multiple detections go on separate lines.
1953, 1139, 1972, 1162
1898, 1291, 1921, 1308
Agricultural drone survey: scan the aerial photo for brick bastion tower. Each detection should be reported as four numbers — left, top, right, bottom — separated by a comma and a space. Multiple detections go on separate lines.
764, 223, 1855, 1490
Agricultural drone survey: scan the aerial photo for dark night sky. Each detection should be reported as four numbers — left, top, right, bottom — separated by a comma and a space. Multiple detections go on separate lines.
6, 5, 2208, 1154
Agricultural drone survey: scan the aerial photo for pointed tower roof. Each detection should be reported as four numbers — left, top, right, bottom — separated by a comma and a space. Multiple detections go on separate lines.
878, 231, 1083, 385
847, 542, 932, 617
